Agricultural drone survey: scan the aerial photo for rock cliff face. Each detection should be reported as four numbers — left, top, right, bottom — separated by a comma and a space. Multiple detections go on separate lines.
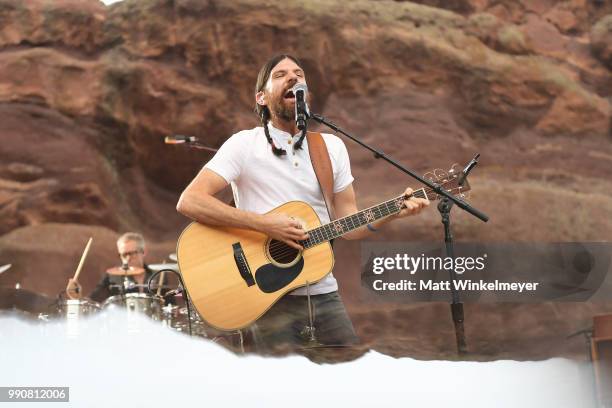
0, 0, 610, 360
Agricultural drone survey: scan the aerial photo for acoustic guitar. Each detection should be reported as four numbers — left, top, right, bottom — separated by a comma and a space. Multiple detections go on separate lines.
176, 165, 471, 330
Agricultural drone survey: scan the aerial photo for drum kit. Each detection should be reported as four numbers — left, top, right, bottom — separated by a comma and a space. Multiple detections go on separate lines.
61, 255, 246, 348
0, 250, 249, 352
2, 245, 350, 358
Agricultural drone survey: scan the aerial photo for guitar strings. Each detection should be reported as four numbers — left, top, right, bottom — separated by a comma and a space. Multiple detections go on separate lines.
268, 198, 401, 253
267, 192, 420, 251
267, 194, 409, 256
267, 184, 457, 257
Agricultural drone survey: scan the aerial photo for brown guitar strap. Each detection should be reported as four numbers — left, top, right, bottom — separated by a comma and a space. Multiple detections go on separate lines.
306, 132, 335, 221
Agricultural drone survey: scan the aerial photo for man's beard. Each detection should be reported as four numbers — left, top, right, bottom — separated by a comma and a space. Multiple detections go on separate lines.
269, 97, 295, 122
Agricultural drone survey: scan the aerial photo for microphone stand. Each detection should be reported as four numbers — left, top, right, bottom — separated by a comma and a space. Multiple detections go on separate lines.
164, 135, 218, 152
180, 141, 218, 152
439, 198, 467, 354
308, 112, 489, 355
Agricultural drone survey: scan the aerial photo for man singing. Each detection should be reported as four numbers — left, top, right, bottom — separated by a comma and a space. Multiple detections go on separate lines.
176, 54, 429, 351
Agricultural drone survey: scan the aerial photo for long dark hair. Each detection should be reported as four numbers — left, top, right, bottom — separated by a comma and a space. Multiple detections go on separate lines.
254, 54, 304, 156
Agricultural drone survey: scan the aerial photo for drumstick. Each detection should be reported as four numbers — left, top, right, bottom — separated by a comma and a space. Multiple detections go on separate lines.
73, 237, 93, 281
156, 271, 166, 296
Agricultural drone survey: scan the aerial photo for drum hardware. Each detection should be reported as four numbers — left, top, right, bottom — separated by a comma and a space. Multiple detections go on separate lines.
104, 262, 147, 295
168, 303, 252, 352
161, 287, 182, 299
148, 267, 193, 336
162, 303, 207, 337
123, 275, 131, 292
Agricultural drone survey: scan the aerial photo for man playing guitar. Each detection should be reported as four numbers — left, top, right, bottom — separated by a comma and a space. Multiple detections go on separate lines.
176, 54, 429, 352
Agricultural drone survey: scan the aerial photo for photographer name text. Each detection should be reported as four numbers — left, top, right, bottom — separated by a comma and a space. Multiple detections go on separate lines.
372, 279, 539, 293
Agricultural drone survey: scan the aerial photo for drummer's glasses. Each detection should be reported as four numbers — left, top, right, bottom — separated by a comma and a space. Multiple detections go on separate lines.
119, 249, 144, 258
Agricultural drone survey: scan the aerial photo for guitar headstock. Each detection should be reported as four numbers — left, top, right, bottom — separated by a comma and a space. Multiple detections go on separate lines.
421, 164, 471, 201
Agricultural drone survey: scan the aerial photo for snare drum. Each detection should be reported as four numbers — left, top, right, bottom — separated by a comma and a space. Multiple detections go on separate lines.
103, 293, 164, 321
55, 299, 101, 338
57, 299, 101, 317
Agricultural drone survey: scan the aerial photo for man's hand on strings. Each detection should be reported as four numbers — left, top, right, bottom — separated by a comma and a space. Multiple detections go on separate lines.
395, 187, 430, 218
259, 213, 309, 250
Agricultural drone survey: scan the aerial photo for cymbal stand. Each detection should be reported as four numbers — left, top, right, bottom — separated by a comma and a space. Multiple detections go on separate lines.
120, 262, 131, 296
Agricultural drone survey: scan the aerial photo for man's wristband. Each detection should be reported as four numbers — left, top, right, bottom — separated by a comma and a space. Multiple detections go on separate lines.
366, 223, 379, 233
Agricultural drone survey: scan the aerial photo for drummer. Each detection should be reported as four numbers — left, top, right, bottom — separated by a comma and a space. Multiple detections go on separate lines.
89, 232, 164, 303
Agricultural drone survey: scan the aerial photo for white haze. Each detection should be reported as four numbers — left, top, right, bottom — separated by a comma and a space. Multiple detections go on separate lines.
0, 310, 595, 407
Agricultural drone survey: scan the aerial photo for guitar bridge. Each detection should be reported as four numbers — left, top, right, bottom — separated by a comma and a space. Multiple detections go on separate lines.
232, 242, 255, 287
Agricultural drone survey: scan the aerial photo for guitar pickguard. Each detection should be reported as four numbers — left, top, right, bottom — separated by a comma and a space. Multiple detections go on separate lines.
254, 258, 305, 293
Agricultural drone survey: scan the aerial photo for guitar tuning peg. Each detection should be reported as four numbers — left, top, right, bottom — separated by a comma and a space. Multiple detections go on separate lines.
433, 169, 447, 180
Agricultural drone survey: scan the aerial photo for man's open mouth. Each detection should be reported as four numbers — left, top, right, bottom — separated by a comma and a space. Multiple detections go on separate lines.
284, 90, 295, 101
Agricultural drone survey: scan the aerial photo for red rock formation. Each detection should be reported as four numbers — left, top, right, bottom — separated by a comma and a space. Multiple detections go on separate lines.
0, 0, 611, 360
591, 14, 612, 68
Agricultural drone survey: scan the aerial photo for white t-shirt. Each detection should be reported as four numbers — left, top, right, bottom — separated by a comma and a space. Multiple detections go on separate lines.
204, 123, 354, 295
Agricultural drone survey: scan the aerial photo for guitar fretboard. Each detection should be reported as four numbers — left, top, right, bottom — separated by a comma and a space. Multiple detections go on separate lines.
300, 189, 426, 248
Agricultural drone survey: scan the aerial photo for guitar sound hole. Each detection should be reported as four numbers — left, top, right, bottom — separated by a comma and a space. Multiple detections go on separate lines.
267, 239, 301, 266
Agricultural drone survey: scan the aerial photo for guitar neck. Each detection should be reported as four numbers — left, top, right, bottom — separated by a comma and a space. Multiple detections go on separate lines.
301, 188, 427, 248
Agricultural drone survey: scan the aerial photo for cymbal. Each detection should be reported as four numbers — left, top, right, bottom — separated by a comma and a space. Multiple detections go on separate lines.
148, 263, 179, 273
0, 287, 55, 314
106, 266, 145, 276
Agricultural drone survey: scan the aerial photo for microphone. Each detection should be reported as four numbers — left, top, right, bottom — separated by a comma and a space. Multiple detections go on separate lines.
457, 153, 480, 186
292, 83, 310, 131
164, 135, 196, 144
